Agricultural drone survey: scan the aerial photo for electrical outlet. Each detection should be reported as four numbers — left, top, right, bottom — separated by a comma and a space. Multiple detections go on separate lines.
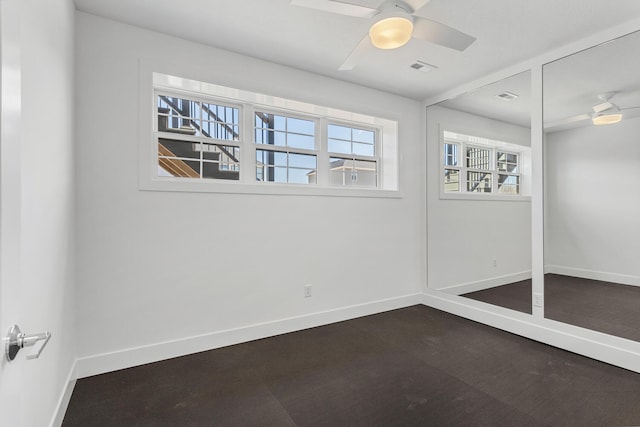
533, 293, 543, 307
304, 284, 312, 298
492, 258, 497, 267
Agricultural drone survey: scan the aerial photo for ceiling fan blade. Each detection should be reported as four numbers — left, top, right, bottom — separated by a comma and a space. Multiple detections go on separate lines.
412, 17, 476, 51
592, 101, 614, 113
338, 34, 372, 70
290, 0, 378, 18
545, 113, 591, 129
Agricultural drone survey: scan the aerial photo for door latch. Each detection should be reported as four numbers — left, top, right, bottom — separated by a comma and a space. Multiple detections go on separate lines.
5, 324, 51, 361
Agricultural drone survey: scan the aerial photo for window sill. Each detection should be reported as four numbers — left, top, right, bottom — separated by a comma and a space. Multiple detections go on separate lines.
140, 177, 402, 199
439, 192, 531, 202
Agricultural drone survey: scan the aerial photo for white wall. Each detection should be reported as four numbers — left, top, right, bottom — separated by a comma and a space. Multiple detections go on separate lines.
0, 0, 76, 426
74, 12, 424, 371
426, 105, 532, 292
545, 117, 640, 284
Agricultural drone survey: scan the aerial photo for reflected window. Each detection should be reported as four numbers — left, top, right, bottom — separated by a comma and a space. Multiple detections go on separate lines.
442, 131, 525, 196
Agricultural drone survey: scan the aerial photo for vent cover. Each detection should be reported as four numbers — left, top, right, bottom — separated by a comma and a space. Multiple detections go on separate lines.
410, 60, 437, 73
495, 91, 519, 101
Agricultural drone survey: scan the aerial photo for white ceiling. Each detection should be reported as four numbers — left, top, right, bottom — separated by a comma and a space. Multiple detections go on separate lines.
73, 0, 640, 101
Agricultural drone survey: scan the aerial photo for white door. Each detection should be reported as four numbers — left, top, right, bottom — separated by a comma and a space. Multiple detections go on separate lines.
1, 0, 29, 424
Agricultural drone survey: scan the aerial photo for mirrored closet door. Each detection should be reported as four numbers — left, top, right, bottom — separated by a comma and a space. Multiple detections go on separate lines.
426, 71, 534, 315
543, 30, 640, 341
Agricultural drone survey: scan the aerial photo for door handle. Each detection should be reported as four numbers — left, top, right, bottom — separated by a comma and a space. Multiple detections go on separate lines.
5, 324, 51, 361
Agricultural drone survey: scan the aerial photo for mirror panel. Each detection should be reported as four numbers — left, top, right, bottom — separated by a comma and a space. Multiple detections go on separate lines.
543, 30, 640, 341
426, 71, 533, 315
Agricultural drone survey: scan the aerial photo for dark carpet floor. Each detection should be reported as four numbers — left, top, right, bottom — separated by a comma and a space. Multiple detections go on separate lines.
63, 305, 640, 426
464, 273, 640, 342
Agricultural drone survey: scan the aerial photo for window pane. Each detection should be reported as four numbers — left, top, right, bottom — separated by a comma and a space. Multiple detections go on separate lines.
327, 123, 375, 157
201, 102, 239, 140
466, 147, 490, 170
201, 143, 240, 180
256, 150, 316, 185
328, 138, 351, 154
201, 121, 239, 141
353, 129, 374, 144
274, 167, 287, 182
498, 174, 520, 195
158, 158, 200, 178
256, 149, 287, 167
497, 151, 519, 173
287, 117, 315, 135
328, 124, 351, 140
329, 157, 377, 188
288, 168, 315, 184
287, 133, 315, 150
353, 142, 374, 157
467, 171, 492, 193
444, 168, 460, 192
444, 143, 458, 166
158, 138, 200, 160
157, 96, 200, 136
289, 153, 316, 169
274, 115, 286, 131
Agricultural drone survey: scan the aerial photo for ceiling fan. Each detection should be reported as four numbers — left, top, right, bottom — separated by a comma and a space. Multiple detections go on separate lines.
290, 0, 476, 70
549, 92, 640, 128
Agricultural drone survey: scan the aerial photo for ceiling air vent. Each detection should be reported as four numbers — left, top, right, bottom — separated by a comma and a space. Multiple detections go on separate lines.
496, 91, 519, 101
410, 60, 437, 73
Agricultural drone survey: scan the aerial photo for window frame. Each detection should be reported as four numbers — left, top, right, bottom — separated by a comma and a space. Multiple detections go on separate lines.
439, 128, 530, 201
140, 69, 400, 198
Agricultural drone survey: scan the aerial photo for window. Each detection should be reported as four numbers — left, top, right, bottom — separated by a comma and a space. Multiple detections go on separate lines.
145, 73, 399, 195
442, 131, 529, 198
327, 124, 378, 188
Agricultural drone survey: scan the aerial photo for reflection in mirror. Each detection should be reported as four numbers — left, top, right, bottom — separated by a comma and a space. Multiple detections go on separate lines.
426, 71, 533, 315
543, 31, 640, 341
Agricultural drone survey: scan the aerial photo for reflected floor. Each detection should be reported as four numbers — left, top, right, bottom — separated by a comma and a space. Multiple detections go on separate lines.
463, 273, 640, 341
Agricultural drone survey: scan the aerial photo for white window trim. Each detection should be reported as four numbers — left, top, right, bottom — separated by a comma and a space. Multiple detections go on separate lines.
439, 127, 531, 202
138, 67, 400, 198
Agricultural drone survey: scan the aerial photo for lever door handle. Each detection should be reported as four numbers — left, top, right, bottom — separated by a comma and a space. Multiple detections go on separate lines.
5, 325, 51, 361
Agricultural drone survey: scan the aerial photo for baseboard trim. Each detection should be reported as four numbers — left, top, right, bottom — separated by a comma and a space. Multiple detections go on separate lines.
546, 265, 640, 287
435, 271, 532, 295
50, 359, 77, 427
421, 290, 640, 373
75, 293, 422, 379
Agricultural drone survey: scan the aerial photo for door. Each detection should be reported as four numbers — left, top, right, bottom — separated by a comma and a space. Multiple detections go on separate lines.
0, 0, 27, 424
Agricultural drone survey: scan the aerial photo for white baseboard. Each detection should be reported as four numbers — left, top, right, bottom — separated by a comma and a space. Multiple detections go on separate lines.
50, 359, 77, 427
421, 290, 640, 373
546, 265, 640, 287
435, 271, 532, 296
75, 293, 422, 379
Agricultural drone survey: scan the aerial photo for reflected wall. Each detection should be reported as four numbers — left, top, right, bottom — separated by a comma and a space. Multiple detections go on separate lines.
543, 30, 640, 341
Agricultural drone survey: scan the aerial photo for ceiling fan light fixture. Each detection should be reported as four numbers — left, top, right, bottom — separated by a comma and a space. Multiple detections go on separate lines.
369, 12, 413, 50
592, 113, 623, 126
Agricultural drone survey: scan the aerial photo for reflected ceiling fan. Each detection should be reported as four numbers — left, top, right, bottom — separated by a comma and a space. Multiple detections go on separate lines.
552, 92, 640, 127
290, 0, 476, 70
